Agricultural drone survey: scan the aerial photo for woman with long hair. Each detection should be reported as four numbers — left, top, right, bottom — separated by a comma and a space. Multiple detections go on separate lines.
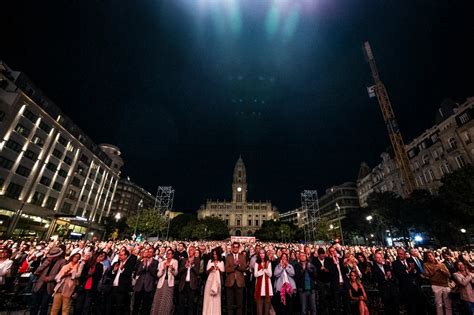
202, 248, 225, 315
73, 251, 105, 315
348, 270, 369, 315
254, 249, 273, 315
274, 252, 296, 315
453, 261, 474, 314
51, 253, 81, 315
151, 249, 178, 315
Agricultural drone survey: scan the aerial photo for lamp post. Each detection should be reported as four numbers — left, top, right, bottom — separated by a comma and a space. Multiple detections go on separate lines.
460, 228, 468, 245
134, 199, 143, 238
335, 203, 344, 245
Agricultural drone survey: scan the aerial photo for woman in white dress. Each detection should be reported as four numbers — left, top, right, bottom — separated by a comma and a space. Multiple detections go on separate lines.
150, 249, 178, 315
202, 249, 225, 315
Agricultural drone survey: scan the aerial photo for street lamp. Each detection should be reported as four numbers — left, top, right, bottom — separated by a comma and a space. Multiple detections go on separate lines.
115, 212, 121, 222
460, 228, 466, 234
335, 203, 344, 245
134, 199, 144, 237
366, 215, 373, 222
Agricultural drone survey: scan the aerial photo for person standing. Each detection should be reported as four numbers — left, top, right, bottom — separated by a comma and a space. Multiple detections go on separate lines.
30, 247, 66, 315
423, 250, 452, 315
151, 249, 178, 315
74, 251, 105, 315
203, 249, 225, 315
295, 251, 317, 315
371, 252, 399, 315
326, 246, 348, 314
392, 248, 424, 315
106, 248, 135, 315
313, 247, 331, 315
0, 248, 13, 289
133, 248, 158, 315
452, 261, 474, 314
51, 253, 81, 315
254, 249, 273, 315
177, 245, 200, 315
274, 252, 296, 315
225, 242, 248, 315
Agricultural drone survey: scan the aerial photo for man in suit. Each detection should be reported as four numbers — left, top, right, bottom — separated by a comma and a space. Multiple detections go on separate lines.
177, 245, 200, 315
313, 247, 331, 315
392, 248, 425, 315
372, 252, 399, 315
30, 247, 66, 315
325, 246, 348, 315
133, 247, 158, 315
225, 242, 248, 315
107, 247, 136, 315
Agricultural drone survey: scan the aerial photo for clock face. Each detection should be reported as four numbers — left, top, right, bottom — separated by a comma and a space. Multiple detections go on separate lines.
237, 187, 242, 192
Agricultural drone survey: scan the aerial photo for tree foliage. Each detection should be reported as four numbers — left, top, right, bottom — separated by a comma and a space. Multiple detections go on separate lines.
126, 208, 167, 237
254, 220, 303, 241
168, 214, 229, 240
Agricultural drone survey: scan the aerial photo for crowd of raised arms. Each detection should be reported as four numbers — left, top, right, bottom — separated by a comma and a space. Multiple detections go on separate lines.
0, 238, 473, 315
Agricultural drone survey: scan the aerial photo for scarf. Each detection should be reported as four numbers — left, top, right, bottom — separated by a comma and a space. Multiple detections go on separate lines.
254, 262, 270, 301
280, 282, 294, 305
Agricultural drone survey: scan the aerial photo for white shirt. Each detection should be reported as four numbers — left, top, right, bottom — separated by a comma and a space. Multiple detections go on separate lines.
113, 258, 128, 287
185, 261, 192, 282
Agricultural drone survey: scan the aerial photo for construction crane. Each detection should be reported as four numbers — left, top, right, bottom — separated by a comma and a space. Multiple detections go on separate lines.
363, 41, 416, 196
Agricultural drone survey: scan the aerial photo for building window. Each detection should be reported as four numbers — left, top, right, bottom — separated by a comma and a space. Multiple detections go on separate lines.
39, 121, 52, 133
445, 162, 452, 173
46, 162, 57, 172
64, 156, 73, 165
248, 220, 252, 226
429, 169, 435, 181
52, 149, 62, 159
255, 220, 259, 226
32, 135, 45, 147
23, 109, 37, 123
5, 139, 22, 153
24, 149, 37, 160
236, 193, 242, 202
31, 191, 45, 206
71, 177, 81, 187
58, 169, 68, 178
422, 155, 429, 165
80, 154, 89, 164
58, 136, 68, 146
5, 182, 23, 199
432, 150, 439, 160
15, 124, 30, 137
236, 219, 241, 226
459, 112, 470, 124
462, 132, 471, 144
61, 202, 72, 213
45, 196, 57, 209
15, 165, 31, 177
225, 219, 229, 225
39, 176, 52, 186
0, 157, 14, 170
448, 137, 457, 150
455, 155, 466, 168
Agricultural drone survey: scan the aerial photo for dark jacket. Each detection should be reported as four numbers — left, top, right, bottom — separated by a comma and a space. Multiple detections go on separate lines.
313, 257, 331, 284
294, 261, 317, 291
134, 258, 158, 292
392, 258, 420, 291
78, 262, 104, 292
326, 256, 348, 289
177, 257, 200, 291
107, 255, 136, 293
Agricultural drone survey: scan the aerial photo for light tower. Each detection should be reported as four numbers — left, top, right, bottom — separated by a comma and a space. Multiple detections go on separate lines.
363, 41, 416, 195
301, 190, 320, 243
154, 186, 175, 240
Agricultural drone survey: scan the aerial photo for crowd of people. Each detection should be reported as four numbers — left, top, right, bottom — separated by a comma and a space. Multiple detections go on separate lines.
0, 238, 473, 315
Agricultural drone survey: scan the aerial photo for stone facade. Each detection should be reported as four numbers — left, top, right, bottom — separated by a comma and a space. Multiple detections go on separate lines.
197, 156, 278, 236
357, 97, 474, 207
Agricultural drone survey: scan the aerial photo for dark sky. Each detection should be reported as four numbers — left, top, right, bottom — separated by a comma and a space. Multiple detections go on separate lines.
2, 0, 473, 212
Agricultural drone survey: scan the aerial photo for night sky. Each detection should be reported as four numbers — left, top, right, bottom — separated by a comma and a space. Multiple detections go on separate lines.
2, 0, 473, 212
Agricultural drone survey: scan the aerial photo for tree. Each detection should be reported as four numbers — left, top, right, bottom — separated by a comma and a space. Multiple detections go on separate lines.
191, 223, 208, 240
126, 208, 167, 237
199, 217, 229, 240
313, 217, 332, 241
168, 213, 197, 239
439, 165, 474, 218
254, 220, 302, 241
